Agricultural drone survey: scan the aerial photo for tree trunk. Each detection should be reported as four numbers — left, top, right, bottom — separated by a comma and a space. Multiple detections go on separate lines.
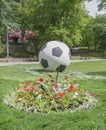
21, 29, 25, 43
94, 43, 97, 51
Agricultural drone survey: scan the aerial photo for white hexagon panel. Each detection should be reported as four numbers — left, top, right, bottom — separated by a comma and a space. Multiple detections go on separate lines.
39, 41, 71, 72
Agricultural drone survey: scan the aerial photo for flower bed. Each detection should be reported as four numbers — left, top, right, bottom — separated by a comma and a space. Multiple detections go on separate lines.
3, 74, 98, 113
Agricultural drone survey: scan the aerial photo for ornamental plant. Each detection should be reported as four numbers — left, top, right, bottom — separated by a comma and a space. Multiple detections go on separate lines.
3, 74, 98, 113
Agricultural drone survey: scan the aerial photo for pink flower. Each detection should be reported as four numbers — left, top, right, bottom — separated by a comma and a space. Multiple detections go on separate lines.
28, 87, 34, 92
53, 84, 58, 89
52, 84, 58, 91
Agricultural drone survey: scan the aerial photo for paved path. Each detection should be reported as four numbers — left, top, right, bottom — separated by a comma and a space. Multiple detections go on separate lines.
0, 58, 105, 66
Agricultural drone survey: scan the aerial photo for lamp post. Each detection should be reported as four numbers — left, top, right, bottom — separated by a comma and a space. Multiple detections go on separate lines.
6, 26, 10, 61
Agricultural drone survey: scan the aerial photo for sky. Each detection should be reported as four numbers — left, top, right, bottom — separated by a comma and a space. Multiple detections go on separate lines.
85, 0, 106, 17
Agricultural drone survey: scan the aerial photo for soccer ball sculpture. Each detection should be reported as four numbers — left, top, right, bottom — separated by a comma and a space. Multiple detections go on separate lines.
39, 41, 71, 72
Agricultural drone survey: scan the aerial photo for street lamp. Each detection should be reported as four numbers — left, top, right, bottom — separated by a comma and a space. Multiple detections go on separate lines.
6, 26, 10, 61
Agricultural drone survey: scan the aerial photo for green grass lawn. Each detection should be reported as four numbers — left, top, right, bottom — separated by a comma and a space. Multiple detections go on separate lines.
0, 61, 106, 130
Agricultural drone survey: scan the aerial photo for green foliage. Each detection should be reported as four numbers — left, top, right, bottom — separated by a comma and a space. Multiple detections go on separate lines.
0, 0, 20, 44
81, 16, 95, 50
98, 0, 106, 11
91, 15, 106, 51
16, 0, 87, 49
0, 0, 20, 31
80, 9, 106, 52
1, 0, 106, 54
0, 0, 92, 50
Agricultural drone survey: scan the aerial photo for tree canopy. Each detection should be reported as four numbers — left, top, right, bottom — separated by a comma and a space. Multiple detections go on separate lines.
0, 0, 106, 53
98, 0, 106, 11
0, 0, 88, 47
91, 15, 106, 51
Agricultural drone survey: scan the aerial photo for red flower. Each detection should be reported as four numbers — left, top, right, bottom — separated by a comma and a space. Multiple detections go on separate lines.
39, 77, 44, 82
21, 82, 25, 84
67, 85, 77, 92
55, 92, 65, 99
28, 87, 34, 92
73, 80, 77, 83
53, 84, 58, 89
51, 79, 54, 83
25, 81, 30, 84
91, 93, 98, 97
54, 84, 58, 89
36, 91, 42, 96
23, 86, 28, 90
45, 80, 48, 83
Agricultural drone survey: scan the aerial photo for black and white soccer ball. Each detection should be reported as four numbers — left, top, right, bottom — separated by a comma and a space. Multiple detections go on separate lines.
39, 41, 71, 72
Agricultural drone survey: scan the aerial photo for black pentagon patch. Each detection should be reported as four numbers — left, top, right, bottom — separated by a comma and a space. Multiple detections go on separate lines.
56, 65, 66, 72
52, 47, 63, 57
40, 44, 47, 51
41, 59, 49, 68
69, 51, 71, 60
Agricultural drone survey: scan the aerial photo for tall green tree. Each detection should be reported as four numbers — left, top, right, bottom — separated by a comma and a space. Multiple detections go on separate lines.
98, 0, 106, 10
0, 0, 90, 50
0, 0, 20, 43
91, 15, 106, 52
81, 16, 95, 51
17, 0, 88, 50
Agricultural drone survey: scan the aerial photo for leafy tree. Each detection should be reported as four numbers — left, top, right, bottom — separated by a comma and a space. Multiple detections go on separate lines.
98, 0, 106, 10
91, 15, 106, 52
17, 0, 88, 50
81, 16, 95, 51
0, 0, 20, 43
0, 0, 91, 52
